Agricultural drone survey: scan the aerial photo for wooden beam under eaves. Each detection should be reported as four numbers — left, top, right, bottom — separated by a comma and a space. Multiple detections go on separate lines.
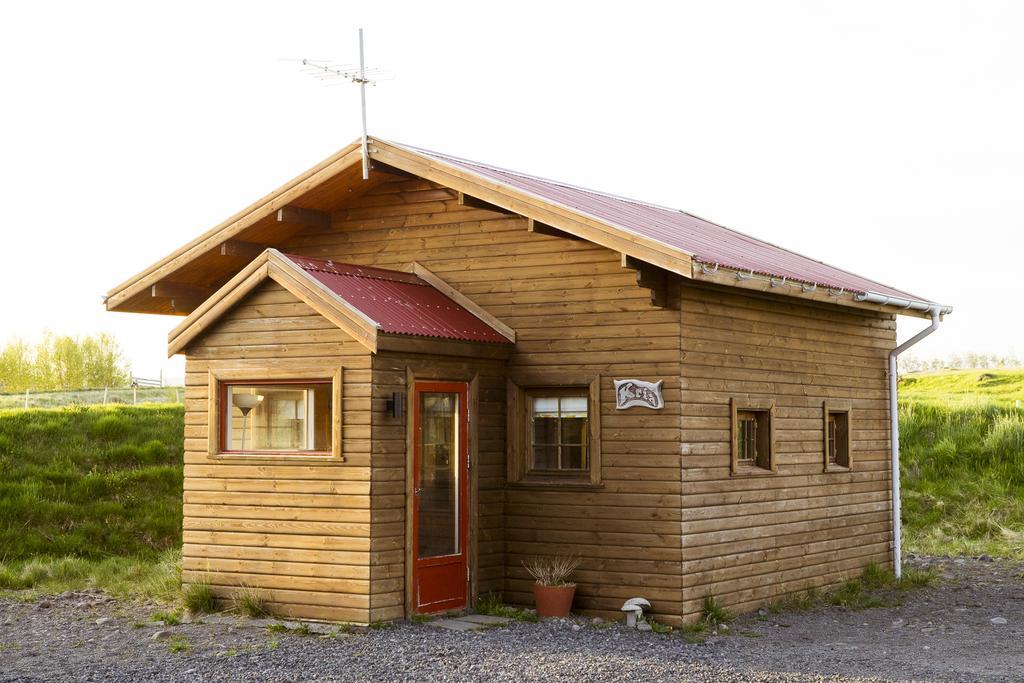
528, 218, 582, 240
220, 239, 268, 260
458, 192, 515, 215
621, 254, 677, 309
151, 281, 210, 301
276, 205, 331, 231
368, 160, 418, 180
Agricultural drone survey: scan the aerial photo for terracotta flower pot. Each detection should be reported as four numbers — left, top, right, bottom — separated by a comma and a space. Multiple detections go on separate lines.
532, 583, 576, 618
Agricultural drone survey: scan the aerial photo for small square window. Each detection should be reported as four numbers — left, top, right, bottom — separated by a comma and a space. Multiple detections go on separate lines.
731, 399, 776, 474
507, 377, 601, 487
530, 392, 589, 472
824, 402, 852, 470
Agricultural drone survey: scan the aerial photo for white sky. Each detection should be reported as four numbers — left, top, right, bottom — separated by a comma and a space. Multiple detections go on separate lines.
1, 1, 1020, 385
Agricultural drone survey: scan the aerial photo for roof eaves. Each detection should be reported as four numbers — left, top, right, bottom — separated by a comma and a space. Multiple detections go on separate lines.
106, 141, 365, 311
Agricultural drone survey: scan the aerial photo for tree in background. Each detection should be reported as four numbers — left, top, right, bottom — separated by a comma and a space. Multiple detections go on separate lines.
0, 333, 130, 392
0, 340, 34, 391
899, 352, 1023, 374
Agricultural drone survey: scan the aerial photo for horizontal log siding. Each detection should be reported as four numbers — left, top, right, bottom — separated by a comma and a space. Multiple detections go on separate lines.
182, 281, 373, 623
679, 283, 896, 620
280, 178, 684, 623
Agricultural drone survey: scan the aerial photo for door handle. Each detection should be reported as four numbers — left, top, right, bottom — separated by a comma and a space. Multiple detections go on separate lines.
414, 487, 423, 495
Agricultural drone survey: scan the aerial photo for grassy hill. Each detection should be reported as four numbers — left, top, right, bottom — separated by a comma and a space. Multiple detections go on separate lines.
899, 368, 1024, 558
900, 368, 1024, 407
0, 404, 183, 596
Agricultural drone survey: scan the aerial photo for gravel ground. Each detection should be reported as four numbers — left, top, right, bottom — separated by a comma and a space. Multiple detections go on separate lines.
0, 555, 1021, 682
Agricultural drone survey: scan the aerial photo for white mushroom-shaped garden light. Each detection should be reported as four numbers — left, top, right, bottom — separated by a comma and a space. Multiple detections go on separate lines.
621, 597, 651, 628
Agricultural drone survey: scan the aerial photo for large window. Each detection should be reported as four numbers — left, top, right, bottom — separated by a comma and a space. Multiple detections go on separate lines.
221, 381, 332, 454
731, 399, 776, 474
507, 376, 602, 486
207, 364, 343, 460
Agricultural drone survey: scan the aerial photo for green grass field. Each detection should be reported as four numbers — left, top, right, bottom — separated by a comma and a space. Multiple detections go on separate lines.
899, 369, 1024, 558
0, 404, 183, 597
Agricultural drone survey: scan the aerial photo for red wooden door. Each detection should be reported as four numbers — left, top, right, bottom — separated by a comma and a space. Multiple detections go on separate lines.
412, 381, 469, 613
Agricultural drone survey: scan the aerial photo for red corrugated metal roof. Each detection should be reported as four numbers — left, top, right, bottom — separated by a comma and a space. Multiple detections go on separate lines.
394, 142, 921, 301
286, 255, 512, 344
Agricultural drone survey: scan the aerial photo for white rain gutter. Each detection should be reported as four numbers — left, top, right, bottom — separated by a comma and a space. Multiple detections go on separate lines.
854, 291, 954, 316
861, 292, 951, 579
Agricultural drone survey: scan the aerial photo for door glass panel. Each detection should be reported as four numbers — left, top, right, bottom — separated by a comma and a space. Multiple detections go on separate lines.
418, 392, 459, 559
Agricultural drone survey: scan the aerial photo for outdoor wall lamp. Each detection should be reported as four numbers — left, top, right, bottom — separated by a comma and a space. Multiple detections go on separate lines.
385, 391, 405, 419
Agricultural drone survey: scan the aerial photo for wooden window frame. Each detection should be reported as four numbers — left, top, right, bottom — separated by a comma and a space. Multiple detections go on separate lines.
823, 400, 853, 472
507, 375, 602, 488
207, 363, 343, 461
730, 397, 777, 475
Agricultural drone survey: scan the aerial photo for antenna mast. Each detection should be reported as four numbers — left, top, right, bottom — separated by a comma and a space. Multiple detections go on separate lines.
357, 28, 369, 180
297, 29, 388, 180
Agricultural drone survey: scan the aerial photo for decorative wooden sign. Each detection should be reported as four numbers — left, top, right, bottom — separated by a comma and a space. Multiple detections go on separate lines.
614, 379, 664, 410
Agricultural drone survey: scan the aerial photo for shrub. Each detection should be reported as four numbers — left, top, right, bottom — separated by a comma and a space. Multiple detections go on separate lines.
167, 635, 189, 653
103, 444, 144, 466
700, 595, 733, 627
91, 415, 130, 441
232, 586, 269, 618
898, 566, 939, 589
151, 609, 182, 625
826, 580, 890, 609
984, 414, 1024, 461
861, 563, 896, 590
183, 581, 217, 614
141, 439, 167, 463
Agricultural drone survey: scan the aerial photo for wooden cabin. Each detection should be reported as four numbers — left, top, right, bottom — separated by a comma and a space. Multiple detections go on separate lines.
106, 138, 948, 625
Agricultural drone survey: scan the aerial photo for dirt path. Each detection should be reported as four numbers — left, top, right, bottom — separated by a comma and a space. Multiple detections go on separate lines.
0, 556, 1020, 682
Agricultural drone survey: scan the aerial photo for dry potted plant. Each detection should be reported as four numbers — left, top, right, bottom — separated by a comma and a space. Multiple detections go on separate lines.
522, 555, 582, 618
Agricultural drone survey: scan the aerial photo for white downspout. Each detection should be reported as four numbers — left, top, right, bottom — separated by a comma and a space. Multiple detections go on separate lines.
888, 305, 943, 578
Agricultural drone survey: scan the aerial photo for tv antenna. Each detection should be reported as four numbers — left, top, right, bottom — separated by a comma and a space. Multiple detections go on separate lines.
295, 29, 391, 180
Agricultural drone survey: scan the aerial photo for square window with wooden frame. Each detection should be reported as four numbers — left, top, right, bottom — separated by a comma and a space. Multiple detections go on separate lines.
507, 378, 601, 486
823, 401, 852, 471
208, 365, 343, 460
531, 391, 588, 472
730, 399, 776, 474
